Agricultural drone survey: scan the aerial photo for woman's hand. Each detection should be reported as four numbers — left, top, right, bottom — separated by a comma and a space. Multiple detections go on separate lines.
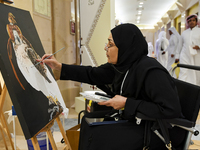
37, 54, 62, 71
98, 95, 127, 110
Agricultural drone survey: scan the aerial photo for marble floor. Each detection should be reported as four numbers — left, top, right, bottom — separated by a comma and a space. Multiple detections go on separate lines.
1, 108, 200, 149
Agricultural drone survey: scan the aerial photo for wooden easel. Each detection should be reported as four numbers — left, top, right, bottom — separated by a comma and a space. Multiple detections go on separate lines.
0, 82, 15, 150
31, 115, 72, 150
0, 0, 13, 4
0, 82, 72, 150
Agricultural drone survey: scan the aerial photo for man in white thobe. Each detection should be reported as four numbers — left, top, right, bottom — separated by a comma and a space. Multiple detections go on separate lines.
147, 42, 154, 57
179, 14, 200, 85
155, 31, 169, 68
163, 27, 182, 73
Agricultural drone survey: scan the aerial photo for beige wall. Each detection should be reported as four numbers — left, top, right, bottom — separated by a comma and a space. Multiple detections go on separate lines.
175, 15, 181, 33
33, 14, 52, 54
188, 2, 199, 15
88, 0, 111, 66
11, 0, 33, 16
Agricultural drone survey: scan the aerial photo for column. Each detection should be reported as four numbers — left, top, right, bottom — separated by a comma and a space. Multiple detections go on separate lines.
181, 11, 186, 34
53, 0, 80, 107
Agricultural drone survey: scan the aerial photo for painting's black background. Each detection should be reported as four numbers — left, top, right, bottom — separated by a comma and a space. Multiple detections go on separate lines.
0, 3, 56, 139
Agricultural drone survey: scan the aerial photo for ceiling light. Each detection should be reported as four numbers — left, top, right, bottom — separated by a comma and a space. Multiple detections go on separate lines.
137, 16, 140, 19
135, 18, 140, 20
139, 2, 144, 4
138, 10, 142, 13
139, 5, 143, 7
137, 21, 140, 23
138, 12, 142, 14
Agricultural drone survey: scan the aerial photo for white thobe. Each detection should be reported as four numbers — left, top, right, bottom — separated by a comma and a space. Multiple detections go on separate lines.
155, 38, 169, 68
165, 34, 178, 72
147, 42, 154, 57
179, 26, 200, 85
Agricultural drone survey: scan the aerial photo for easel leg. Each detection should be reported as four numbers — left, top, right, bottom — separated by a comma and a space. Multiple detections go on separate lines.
0, 124, 8, 150
56, 117, 72, 150
46, 129, 58, 150
0, 110, 14, 150
31, 135, 41, 150
0, 84, 14, 149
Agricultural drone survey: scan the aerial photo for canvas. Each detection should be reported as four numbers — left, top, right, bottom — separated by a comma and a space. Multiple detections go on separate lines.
0, 3, 68, 139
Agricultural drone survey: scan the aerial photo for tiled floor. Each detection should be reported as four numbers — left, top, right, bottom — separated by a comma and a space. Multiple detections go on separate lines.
1, 108, 200, 149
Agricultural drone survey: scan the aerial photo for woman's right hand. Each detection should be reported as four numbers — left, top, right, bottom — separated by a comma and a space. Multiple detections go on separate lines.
38, 54, 62, 71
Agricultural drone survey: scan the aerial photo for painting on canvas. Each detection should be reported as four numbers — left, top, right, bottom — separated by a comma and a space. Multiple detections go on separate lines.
0, 3, 68, 139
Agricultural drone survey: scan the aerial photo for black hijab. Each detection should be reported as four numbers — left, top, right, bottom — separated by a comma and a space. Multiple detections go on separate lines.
110, 24, 168, 97
111, 23, 148, 73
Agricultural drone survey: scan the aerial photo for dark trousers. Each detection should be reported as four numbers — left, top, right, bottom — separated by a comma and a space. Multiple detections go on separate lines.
78, 110, 186, 150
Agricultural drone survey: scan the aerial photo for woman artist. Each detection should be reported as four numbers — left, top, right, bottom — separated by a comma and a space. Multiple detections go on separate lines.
40, 24, 185, 150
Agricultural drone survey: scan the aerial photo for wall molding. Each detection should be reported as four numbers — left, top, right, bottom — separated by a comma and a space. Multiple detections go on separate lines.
85, 0, 106, 66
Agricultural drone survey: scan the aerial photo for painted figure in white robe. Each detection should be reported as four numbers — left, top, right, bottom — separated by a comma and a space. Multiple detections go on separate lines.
163, 27, 182, 72
147, 42, 154, 57
155, 31, 169, 68
178, 14, 200, 85
6, 12, 68, 119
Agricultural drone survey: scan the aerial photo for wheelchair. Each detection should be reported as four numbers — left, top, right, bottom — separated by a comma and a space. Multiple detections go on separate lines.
135, 64, 200, 149
77, 64, 200, 150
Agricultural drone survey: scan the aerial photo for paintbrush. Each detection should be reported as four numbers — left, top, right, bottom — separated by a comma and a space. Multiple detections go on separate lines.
32, 47, 65, 67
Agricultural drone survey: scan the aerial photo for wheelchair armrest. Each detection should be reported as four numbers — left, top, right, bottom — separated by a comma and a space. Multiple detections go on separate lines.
135, 112, 194, 128
165, 118, 194, 128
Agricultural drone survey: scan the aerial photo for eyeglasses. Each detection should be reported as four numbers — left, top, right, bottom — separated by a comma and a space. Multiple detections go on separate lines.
105, 43, 116, 51
105, 43, 108, 51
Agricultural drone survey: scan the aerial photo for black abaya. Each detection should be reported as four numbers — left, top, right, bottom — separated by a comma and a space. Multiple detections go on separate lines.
60, 24, 186, 149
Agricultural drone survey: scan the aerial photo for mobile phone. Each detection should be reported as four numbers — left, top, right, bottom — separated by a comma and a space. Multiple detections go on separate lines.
95, 92, 113, 98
